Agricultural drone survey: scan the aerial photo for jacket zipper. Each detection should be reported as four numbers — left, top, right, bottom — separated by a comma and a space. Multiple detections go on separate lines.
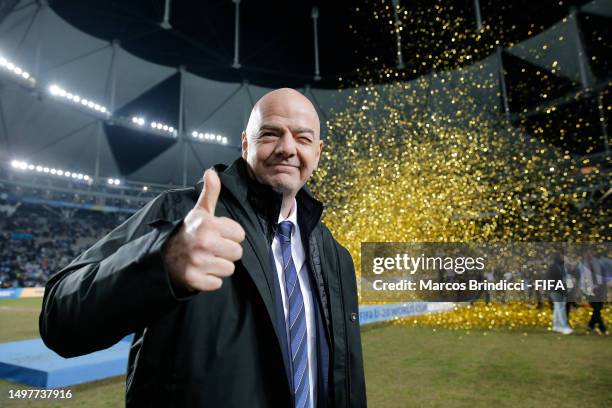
308, 233, 332, 348
329, 232, 351, 406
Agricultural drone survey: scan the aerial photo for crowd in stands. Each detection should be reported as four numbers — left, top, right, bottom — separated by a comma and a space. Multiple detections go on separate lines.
0, 201, 129, 288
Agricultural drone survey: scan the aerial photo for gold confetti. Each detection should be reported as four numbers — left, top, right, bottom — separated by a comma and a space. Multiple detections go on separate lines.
307, 2, 609, 309
392, 302, 611, 333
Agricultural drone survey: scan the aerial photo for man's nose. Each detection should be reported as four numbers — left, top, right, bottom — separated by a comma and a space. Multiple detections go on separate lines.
274, 131, 296, 156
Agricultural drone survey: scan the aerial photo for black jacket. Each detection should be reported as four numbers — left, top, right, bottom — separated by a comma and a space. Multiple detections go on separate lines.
545, 256, 566, 296
39, 157, 367, 407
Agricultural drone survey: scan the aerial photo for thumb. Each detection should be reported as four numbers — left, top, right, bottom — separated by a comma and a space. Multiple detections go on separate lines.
195, 168, 221, 214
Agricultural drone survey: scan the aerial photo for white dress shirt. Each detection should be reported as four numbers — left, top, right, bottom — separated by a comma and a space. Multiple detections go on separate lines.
271, 198, 316, 407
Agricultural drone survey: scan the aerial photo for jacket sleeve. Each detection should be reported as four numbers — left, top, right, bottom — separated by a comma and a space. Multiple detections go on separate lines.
39, 192, 193, 358
337, 244, 367, 407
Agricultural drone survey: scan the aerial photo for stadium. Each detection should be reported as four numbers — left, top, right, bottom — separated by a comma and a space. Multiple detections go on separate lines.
0, 0, 610, 407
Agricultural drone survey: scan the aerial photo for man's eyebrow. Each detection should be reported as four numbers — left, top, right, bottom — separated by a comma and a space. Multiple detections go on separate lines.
292, 127, 315, 136
258, 124, 283, 133
258, 125, 315, 137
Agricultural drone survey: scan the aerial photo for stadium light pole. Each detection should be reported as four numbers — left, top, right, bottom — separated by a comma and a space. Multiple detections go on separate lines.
161, 0, 172, 30
473, 0, 483, 32
311, 6, 321, 81
108, 39, 120, 115
179, 65, 187, 186
391, 0, 405, 70
496, 48, 510, 121
232, 0, 241, 69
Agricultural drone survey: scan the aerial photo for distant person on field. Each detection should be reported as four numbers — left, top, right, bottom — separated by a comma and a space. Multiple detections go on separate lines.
579, 249, 607, 334
546, 252, 572, 335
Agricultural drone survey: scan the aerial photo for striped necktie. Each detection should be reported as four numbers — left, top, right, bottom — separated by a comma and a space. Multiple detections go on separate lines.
277, 220, 311, 408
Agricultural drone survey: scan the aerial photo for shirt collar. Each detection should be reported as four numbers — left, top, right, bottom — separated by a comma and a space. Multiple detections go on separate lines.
278, 197, 297, 231
277, 198, 298, 237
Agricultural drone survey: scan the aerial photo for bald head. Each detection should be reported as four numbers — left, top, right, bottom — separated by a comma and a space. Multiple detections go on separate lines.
245, 88, 320, 140
241, 88, 323, 197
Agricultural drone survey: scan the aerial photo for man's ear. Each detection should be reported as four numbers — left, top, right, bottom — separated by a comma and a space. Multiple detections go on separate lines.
314, 140, 323, 170
241, 131, 248, 160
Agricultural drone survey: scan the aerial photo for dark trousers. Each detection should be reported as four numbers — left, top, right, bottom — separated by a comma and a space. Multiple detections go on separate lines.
588, 302, 606, 332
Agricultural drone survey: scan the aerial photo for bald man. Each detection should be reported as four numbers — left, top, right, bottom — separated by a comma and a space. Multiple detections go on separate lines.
40, 88, 366, 407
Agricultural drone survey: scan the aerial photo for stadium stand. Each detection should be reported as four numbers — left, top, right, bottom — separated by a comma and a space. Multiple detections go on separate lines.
0, 200, 130, 288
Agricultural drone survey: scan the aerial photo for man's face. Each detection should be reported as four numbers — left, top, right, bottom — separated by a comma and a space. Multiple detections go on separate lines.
242, 89, 323, 196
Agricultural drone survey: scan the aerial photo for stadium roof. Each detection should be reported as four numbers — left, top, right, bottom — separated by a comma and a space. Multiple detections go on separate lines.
0, 0, 609, 186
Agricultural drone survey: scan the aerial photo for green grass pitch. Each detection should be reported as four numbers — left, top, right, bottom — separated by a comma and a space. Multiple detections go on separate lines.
1, 297, 610, 407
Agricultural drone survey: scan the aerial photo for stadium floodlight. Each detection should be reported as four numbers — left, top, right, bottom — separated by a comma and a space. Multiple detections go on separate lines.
143, 186, 148, 191
107, 178, 121, 185
131, 116, 146, 126
0, 53, 35, 85
10, 160, 28, 170
48, 84, 109, 116
190, 131, 229, 145
148, 120, 177, 136
9, 158, 91, 183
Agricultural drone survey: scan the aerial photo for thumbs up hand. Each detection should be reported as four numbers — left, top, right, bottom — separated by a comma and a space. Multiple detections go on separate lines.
164, 169, 246, 292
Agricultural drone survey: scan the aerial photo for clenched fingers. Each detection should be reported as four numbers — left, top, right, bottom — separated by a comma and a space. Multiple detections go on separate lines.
194, 236, 243, 262
214, 216, 246, 242
189, 254, 235, 278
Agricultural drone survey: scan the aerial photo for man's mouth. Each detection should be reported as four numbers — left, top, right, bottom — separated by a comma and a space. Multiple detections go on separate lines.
269, 163, 299, 169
